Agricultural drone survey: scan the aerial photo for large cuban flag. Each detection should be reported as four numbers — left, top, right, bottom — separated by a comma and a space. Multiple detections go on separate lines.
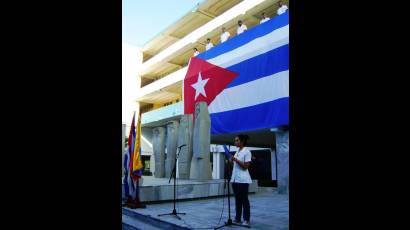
184, 12, 289, 135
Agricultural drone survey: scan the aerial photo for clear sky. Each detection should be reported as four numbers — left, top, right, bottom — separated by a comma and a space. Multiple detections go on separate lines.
122, 0, 203, 47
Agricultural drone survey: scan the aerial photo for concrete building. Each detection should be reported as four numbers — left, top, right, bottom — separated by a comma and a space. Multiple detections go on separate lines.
123, 0, 289, 192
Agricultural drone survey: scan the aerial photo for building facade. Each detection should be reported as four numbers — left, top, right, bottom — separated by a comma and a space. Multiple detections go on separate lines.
123, 0, 289, 190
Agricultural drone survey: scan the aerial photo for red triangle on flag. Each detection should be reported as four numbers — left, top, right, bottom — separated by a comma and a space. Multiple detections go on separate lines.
184, 57, 238, 114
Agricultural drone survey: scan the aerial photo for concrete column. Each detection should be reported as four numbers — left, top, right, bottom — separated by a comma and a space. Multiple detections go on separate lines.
212, 151, 225, 179
177, 114, 193, 179
152, 127, 166, 178
218, 152, 225, 179
190, 102, 212, 180
212, 152, 217, 179
150, 153, 155, 174
276, 129, 289, 194
165, 121, 179, 178
271, 148, 277, 181
211, 145, 225, 179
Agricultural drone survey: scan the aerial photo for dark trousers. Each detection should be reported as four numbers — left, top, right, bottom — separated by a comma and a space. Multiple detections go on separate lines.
232, 182, 250, 222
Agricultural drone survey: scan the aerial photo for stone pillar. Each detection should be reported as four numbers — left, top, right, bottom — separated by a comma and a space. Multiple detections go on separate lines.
271, 148, 277, 181
212, 152, 217, 179
152, 127, 166, 178
276, 129, 289, 194
150, 153, 155, 174
177, 114, 193, 179
212, 151, 225, 179
211, 145, 225, 179
190, 102, 212, 180
165, 121, 179, 178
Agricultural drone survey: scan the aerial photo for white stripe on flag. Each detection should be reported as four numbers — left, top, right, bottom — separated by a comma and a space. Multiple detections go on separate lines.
207, 25, 289, 68
208, 70, 289, 114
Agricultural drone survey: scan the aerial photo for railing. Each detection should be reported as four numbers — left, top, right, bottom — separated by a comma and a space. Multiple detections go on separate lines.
137, 4, 288, 101
139, 0, 266, 75
141, 101, 184, 125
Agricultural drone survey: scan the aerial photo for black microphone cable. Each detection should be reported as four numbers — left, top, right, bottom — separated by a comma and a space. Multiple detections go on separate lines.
176, 146, 228, 230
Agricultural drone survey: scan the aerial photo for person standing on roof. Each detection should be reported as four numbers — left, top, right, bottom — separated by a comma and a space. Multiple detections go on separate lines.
260, 12, 270, 24
237, 20, 247, 35
205, 38, 214, 51
277, 1, 288, 15
220, 27, 230, 43
193, 47, 200, 56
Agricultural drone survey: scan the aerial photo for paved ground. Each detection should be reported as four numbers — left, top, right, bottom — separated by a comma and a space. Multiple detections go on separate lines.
123, 187, 288, 230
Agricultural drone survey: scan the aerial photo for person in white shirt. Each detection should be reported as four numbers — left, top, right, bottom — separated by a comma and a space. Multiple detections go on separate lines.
205, 38, 214, 51
237, 20, 247, 35
230, 134, 252, 226
277, 1, 288, 15
260, 12, 270, 24
220, 27, 230, 43
193, 47, 200, 56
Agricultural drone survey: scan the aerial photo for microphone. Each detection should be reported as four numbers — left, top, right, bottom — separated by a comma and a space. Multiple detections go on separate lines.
178, 144, 186, 148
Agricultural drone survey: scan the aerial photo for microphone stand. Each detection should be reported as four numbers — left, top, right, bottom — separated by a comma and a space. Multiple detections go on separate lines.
215, 145, 248, 229
158, 145, 186, 220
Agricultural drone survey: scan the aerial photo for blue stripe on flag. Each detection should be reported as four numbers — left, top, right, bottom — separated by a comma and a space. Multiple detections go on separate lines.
197, 11, 289, 60
226, 44, 289, 88
210, 97, 289, 135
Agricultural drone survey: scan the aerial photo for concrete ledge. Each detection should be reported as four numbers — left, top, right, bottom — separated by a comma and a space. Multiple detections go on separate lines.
123, 178, 258, 203
139, 179, 258, 202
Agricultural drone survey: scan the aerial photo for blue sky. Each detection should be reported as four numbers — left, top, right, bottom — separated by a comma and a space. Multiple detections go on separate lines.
122, 0, 203, 47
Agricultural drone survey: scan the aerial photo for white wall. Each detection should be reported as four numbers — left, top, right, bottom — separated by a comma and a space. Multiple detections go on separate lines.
122, 43, 142, 128
123, 43, 142, 177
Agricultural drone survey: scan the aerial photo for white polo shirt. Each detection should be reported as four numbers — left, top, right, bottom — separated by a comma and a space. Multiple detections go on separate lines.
230, 147, 252, 184
205, 42, 214, 50
220, 31, 230, 43
260, 17, 270, 24
237, 24, 247, 35
277, 5, 288, 15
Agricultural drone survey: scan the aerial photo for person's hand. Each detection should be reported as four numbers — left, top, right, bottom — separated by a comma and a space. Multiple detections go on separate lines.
232, 156, 237, 162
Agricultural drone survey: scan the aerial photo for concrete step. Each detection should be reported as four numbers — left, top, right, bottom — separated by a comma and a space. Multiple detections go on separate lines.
122, 214, 163, 230
257, 186, 277, 193
122, 208, 190, 230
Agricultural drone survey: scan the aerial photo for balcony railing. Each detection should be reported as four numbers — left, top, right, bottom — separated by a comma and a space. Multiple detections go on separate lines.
141, 101, 183, 125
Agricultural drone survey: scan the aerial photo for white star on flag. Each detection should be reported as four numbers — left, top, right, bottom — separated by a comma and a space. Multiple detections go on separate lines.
191, 72, 209, 100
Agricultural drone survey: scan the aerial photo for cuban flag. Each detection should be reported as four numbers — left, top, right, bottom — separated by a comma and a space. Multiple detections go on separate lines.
184, 12, 289, 135
124, 112, 136, 198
